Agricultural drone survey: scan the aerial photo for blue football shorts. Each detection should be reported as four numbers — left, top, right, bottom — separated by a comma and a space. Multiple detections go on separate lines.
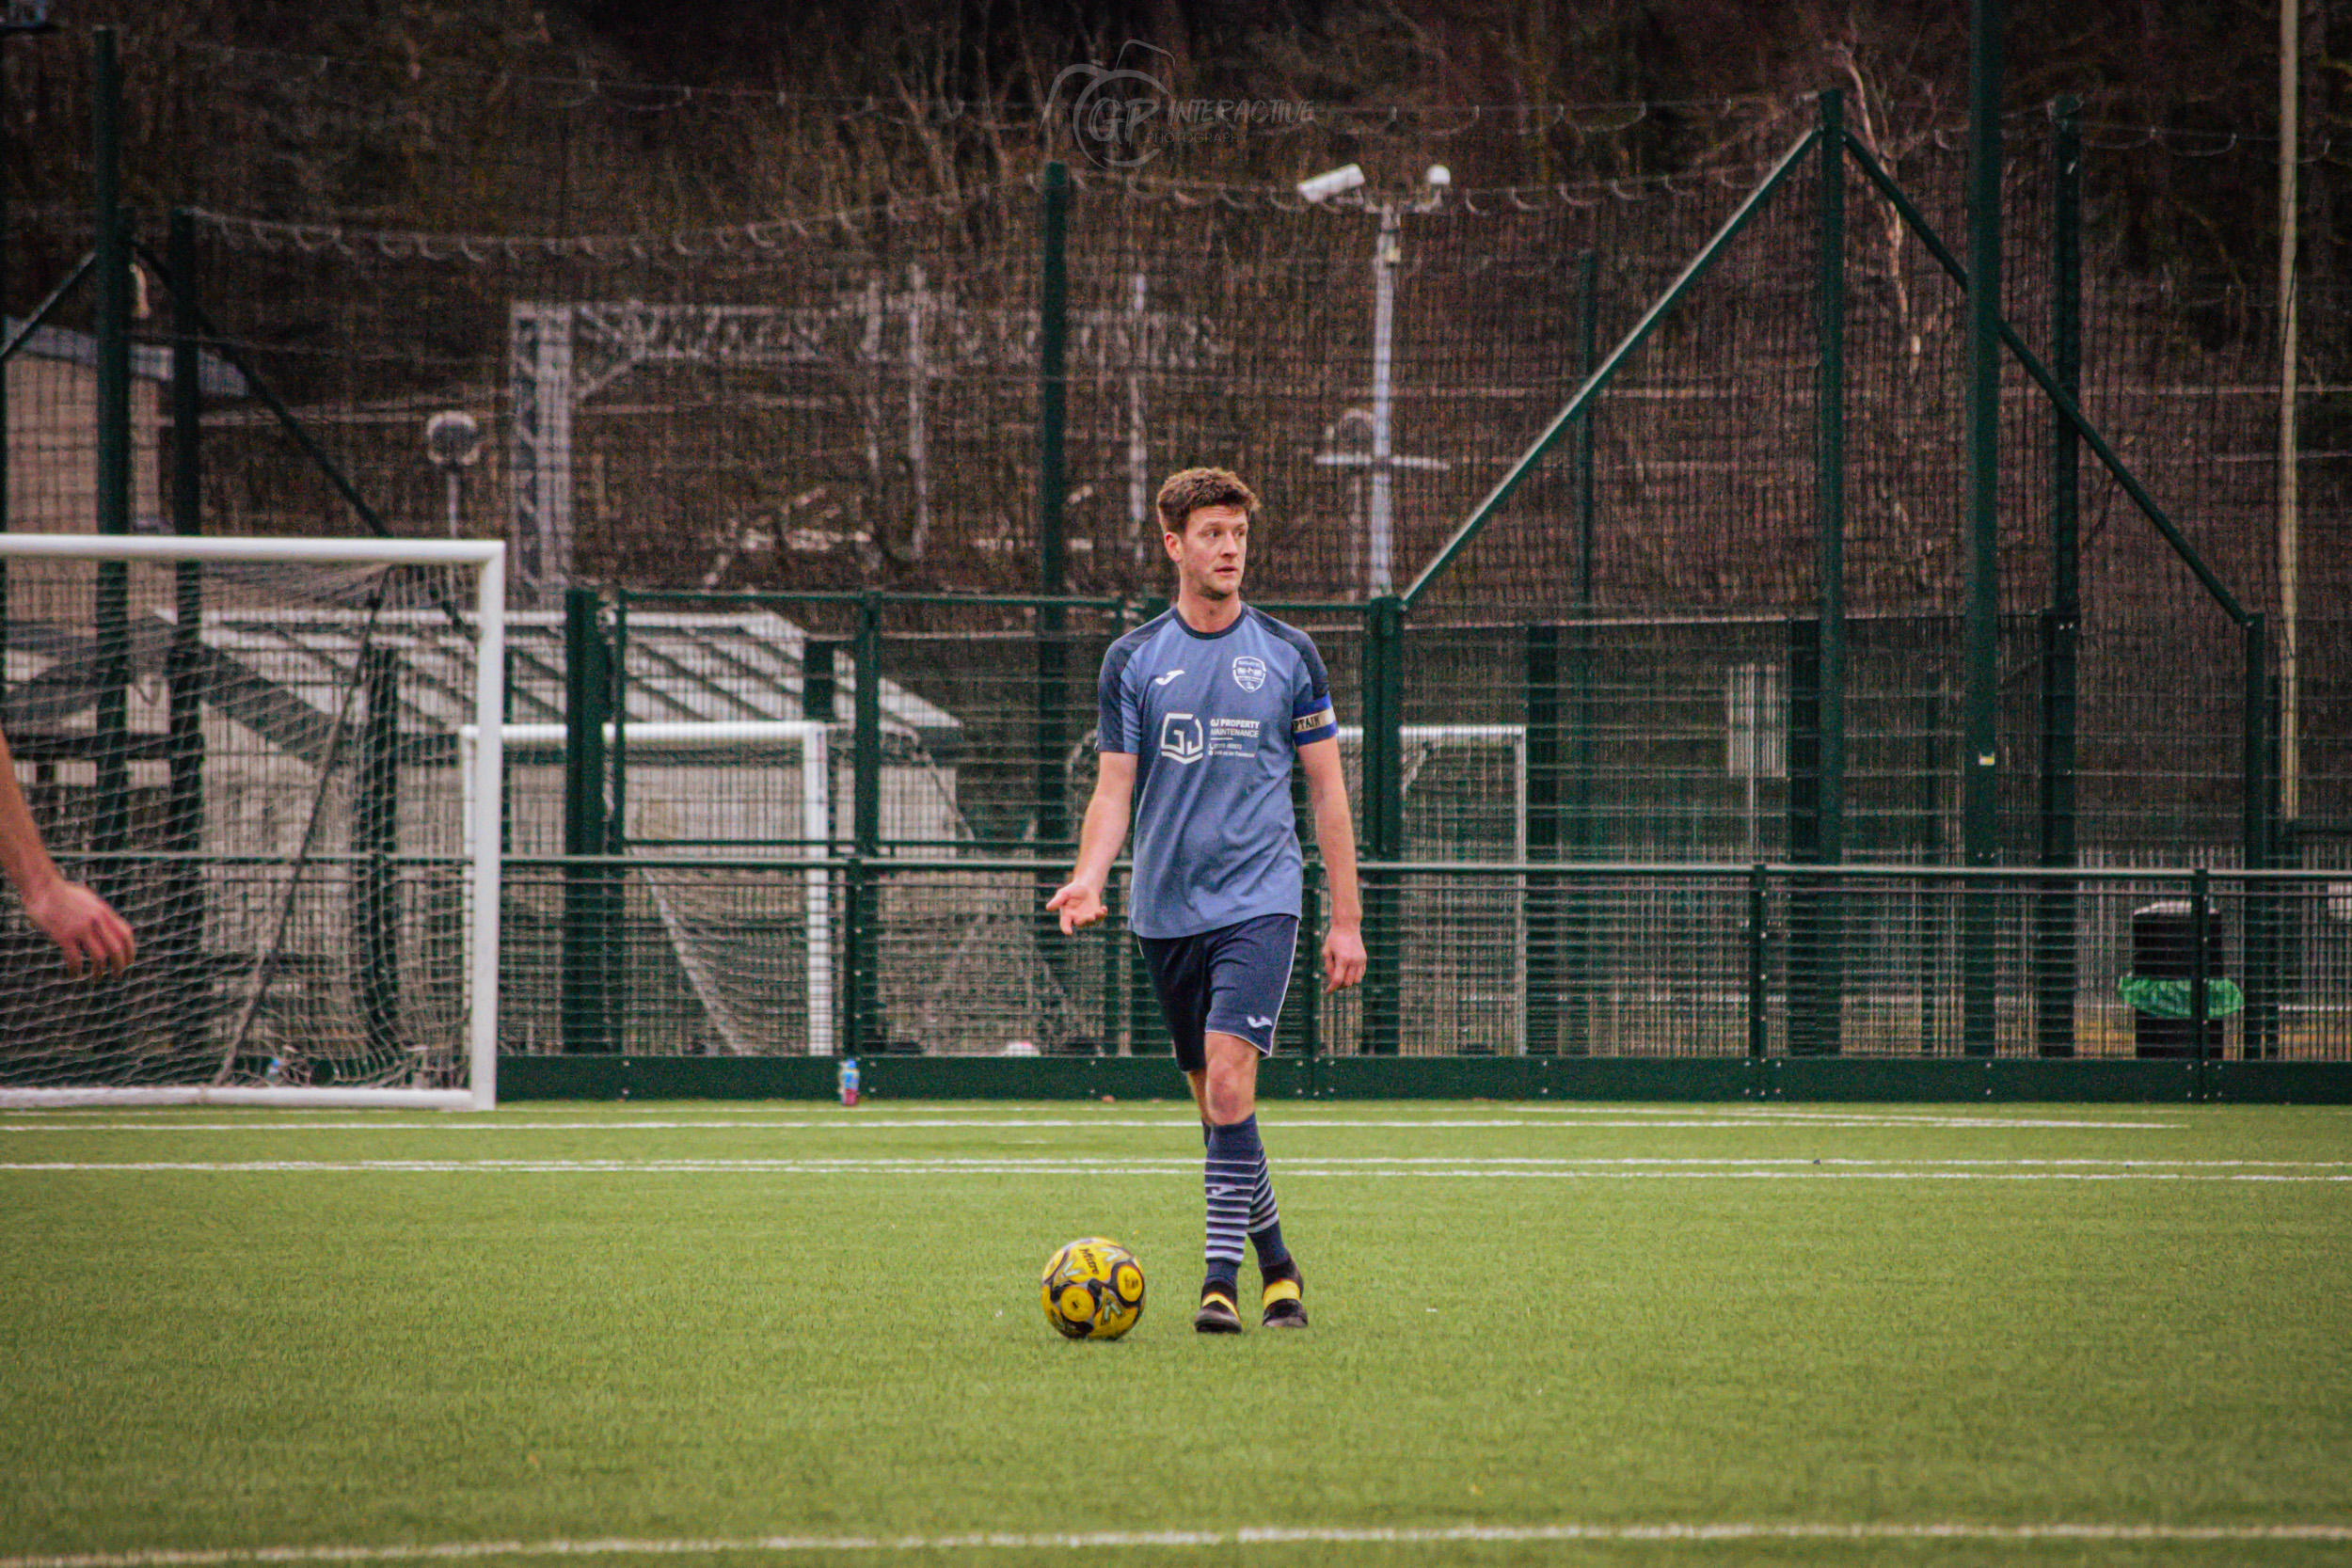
1135, 912, 1300, 1071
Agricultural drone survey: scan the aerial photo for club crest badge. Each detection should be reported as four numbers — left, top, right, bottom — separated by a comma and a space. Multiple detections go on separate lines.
1232, 655, 1267, 692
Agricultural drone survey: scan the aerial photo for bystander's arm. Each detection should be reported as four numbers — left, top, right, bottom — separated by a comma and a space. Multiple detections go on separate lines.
0, 725, 135, 977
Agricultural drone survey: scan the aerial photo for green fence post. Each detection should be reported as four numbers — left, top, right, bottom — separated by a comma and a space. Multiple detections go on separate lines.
1565, 249, 1599, 1056
607, 591, 628, 853
1035, 166, 1073, 1042
1747, 863, 1770, 1058
1128, 911, 1156, 1057
166, 208, 207, 1057
1785, 618, 1829, 1053
2242, 614, 2274, 1057
1036, 162, 1071, 849
850, 590, 883, 1055
2190, 865, 2213, 1069
1101, 865, 1122, 1056
90, 27, 132, 875
1817, 88, 1848, 871
1524, 623, 1561, 1054
1285, 863, 1322, 1069
1038, 163, 1069, 608
2036, 97, 2082, 1059
1811, 87, 1849, 1058
1361, 595, 1404, 1055
563, 587, 612, 1053
1960, 0, 2005, 1058
605, 593, 630, 1045
1919, 685, 1945, 1052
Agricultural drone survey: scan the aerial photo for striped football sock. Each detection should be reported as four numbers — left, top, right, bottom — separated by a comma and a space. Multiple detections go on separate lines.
1248, 1146, 1290, 1271
1202, 1116, 1261, 1293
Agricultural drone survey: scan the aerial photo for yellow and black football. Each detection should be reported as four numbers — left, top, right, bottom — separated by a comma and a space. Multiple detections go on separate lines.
1040, 1237, 1147, 1340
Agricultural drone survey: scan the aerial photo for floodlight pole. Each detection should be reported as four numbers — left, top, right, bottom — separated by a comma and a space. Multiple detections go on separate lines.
1369, 202, 1400, 593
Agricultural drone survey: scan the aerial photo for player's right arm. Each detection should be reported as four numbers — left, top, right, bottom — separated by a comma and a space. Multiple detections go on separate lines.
1051, 641, 1145, 935
1048, 752, 1135, 934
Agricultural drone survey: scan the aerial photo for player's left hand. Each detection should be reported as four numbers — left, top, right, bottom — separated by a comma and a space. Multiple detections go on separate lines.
1322, 925, 1366, 993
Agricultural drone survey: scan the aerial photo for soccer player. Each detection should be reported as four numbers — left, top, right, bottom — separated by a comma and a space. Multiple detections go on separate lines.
1049, 467, 1365, 1335
0, 723, 135, 978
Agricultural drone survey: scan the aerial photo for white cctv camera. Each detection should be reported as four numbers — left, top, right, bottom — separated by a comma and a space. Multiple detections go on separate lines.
1424, 165, 1452, 187
424, 411, 484, 470
1296, 164, 1367, 203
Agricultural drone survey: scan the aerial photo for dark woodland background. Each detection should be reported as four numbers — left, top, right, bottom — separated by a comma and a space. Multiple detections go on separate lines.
2, 1, 2337, 298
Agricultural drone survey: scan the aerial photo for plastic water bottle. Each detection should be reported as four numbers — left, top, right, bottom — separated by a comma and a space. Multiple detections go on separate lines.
837, 1057, 860, 1107
263, 1056, 284, 1087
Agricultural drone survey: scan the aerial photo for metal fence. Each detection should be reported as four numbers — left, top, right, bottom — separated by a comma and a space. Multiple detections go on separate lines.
5, 35, 2349, 1082
9, 43, 2346, 858
587, 589, 2312, 870
491, 857, 2352, 1061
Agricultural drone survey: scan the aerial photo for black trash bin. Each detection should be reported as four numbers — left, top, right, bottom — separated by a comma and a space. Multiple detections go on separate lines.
2124, 900, 2235, 1059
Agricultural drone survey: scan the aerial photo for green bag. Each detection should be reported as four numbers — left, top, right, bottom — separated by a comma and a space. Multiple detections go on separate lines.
2117, 974, 2245, 1021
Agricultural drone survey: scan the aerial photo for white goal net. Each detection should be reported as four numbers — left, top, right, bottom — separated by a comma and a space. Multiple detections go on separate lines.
0, 536, 503, 1108
493, 720, 834, 1056
1341, 723, 1528, 1055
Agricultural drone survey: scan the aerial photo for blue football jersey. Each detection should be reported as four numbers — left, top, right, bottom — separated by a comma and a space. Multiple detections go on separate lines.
1096, 605, 1339, 939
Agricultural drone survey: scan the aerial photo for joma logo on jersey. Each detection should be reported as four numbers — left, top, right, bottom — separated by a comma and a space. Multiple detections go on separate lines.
1159, 712, 1204, 765
1232, 655, 1268, 692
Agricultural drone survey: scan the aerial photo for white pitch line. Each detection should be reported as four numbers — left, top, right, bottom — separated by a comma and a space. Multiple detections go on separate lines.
0, 1116, 2186, 1133
8, 1519, 2352, 1567
4, 1159, 2348, 1181
1511, 1105, 2182, 1127
11, 1152, 2317, 1168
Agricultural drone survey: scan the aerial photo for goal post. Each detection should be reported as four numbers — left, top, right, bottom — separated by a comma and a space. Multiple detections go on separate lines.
485, 720, 834, 1056
0, 534, 504, 1110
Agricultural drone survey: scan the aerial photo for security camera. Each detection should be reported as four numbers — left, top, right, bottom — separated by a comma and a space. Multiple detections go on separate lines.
424, 411, 483, 470
1424, 165, 1452, 188
1296, 164, 1366, 203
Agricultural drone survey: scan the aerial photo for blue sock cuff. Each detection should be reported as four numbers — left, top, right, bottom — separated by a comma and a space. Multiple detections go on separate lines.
1206, 1114, 1262, 1158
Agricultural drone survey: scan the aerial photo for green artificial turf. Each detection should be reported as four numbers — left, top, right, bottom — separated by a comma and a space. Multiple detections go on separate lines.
2, 1101, 2348, 1567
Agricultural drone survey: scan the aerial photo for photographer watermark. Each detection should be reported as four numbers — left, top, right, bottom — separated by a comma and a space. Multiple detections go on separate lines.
1043, 41, 1313, 169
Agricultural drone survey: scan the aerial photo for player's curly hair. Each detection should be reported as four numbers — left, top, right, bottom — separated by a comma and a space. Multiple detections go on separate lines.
1154, 467, 1257, 537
